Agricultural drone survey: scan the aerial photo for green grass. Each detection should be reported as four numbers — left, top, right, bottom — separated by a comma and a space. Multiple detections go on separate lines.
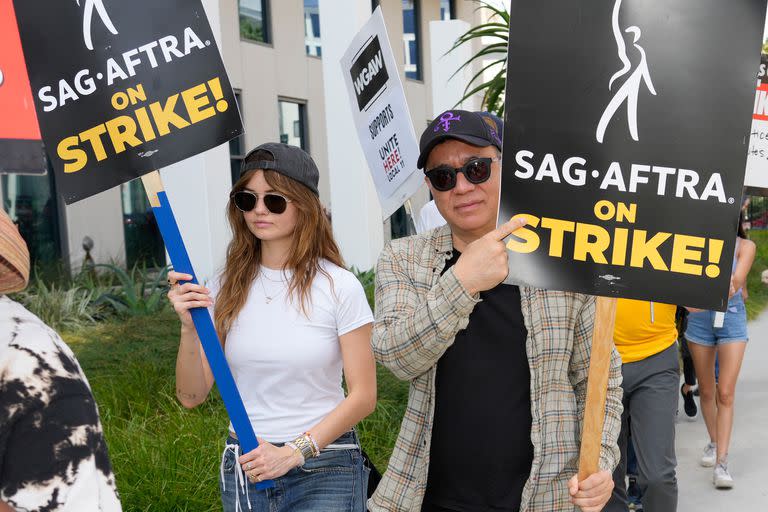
746, 230, 768, 320
64, 310, 408, 511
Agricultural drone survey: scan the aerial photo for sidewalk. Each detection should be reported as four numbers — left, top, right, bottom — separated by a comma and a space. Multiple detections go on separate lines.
675, 309, 768, 511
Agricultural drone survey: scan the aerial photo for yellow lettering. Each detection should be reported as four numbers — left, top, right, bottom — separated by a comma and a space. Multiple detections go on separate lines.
506, 214, 540, 254
105, 116, 142, 154
181, 83, 215, 124
57, 136, 88, 173
78, 124, 109, 162
541, 217, 575, 257
671, 234, 705, 275
149, 94, 190, 136
630, 230, 671, 271
574, 223, 609, 263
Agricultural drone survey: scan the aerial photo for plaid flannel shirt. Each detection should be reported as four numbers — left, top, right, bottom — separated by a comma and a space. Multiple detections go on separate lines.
368, 224, 623, 512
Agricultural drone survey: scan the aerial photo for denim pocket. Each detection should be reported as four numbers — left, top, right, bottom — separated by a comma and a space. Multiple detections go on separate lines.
299, 449, 355, 474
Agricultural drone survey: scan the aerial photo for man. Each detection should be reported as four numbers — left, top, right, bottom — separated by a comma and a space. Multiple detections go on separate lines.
0, 208, 122, 511
369, 110, 623, 512
604, 300, 680, 512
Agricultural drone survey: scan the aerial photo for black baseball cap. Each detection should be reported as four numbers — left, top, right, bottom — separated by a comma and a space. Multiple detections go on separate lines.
417, 110, 504, 169
240, 142, 320, 196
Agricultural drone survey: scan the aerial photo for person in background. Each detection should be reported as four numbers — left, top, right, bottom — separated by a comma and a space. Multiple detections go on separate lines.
414, 199, 446, 233
167, 143, 376, 511
0, 208, 122, 511
605, 300, 680, 512
684, 215, 756, 489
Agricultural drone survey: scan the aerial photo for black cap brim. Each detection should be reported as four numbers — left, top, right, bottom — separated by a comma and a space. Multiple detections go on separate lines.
417, 134, 496, 170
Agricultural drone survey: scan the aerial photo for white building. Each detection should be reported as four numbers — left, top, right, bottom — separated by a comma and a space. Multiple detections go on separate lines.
1, 0, 497, 280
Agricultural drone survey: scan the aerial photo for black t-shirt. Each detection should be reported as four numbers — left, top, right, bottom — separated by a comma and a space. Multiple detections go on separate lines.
422, 250, 534, 512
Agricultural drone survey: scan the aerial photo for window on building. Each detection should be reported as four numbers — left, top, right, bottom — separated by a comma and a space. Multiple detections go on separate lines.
278, 100, 307, 151
121, 179, 165, 269
239, 0, 270, 44
402, 0, 422, 80
304, 0, 321, 57
1, 165, 61, 269
230, 91, 246, 185
440, 0, 455, 20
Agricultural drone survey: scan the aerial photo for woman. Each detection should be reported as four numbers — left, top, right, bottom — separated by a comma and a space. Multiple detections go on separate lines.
685, 214, 755, 489
167, 143, 376, 511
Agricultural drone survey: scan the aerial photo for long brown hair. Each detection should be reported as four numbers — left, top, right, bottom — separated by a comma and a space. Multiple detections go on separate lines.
214, 151, 344, 342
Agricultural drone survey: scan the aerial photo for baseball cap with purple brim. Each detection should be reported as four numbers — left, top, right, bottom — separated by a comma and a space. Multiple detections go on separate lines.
417, 110, 504, 170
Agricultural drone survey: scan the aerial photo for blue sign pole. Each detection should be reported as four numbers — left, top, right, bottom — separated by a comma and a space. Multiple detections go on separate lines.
142, 171, 273, 490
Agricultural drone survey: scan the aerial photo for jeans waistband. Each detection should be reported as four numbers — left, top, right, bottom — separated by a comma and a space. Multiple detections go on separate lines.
226, 430, 358, 451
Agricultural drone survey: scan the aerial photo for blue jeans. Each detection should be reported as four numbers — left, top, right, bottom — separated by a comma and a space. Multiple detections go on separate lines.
220, 431, 369, 512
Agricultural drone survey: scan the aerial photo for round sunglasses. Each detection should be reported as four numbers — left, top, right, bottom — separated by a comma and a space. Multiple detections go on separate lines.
230, 190, 292, 214
425, 156, 500, 192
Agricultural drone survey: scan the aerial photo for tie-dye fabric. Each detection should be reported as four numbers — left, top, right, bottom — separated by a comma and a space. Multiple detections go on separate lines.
0, 296, 121, 511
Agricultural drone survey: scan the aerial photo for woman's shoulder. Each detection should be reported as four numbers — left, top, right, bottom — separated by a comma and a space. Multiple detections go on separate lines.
318, 260, 363, 290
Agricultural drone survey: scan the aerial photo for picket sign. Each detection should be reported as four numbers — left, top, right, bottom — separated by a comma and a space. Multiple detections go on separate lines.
141, 171, 273, 490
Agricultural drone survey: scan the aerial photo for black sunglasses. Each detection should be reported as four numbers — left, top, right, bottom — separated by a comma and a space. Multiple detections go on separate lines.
425, 157, 499, 192
230, 190, 292, 214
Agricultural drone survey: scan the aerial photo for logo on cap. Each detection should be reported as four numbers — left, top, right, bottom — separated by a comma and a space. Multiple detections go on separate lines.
434, 112, 461, 133
350, 36, 389, 111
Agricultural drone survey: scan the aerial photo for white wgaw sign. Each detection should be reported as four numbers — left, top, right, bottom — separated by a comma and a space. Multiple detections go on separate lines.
340, 7, 422, 219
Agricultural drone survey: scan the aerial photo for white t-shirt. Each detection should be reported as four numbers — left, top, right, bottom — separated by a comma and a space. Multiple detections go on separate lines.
209, 260, 373, 442
415, 200, 446, 234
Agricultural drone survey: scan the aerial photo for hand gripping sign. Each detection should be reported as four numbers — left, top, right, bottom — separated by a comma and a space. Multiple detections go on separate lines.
500, 0, 766, 478
13, 0, 272, 489
340, 7, 423, 220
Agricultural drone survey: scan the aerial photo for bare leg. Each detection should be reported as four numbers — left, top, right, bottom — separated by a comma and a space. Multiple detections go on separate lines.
713, 341, 747, 462
688, 341, 718, 442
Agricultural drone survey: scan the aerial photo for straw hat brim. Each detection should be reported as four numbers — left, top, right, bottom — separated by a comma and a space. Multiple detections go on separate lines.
0, 210, 30, 294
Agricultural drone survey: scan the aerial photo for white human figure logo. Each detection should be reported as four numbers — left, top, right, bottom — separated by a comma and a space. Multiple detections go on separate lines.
76, 0, 118, 51
595, 0, 656, 143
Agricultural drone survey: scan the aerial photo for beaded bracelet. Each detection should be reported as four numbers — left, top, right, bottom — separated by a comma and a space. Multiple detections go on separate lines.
305, 432, 320, 457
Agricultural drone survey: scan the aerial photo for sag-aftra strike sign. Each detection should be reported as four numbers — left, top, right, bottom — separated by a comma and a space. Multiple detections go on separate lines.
13, 0, 242, 203
499, 0, 766, 311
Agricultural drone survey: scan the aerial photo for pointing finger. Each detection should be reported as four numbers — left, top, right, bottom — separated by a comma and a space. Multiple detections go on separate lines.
487, 216, 527, 242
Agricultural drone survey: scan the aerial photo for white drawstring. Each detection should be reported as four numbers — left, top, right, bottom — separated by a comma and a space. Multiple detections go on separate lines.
221, 442, 252, 512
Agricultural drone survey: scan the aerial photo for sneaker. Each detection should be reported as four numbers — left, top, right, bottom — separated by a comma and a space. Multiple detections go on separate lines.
701, 442, 717, 467
714, 462, 734, 489
681, 383, 698, 417
627, 474, 643, 510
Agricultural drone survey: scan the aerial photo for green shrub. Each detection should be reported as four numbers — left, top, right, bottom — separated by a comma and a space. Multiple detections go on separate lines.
11, 277, 106, 331
94, 264, 170, 317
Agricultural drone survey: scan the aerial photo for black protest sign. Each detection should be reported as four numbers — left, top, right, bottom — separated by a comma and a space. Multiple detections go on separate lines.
350, 35, 389, 111
13, 0, 242, 203
499, 0, 766, 311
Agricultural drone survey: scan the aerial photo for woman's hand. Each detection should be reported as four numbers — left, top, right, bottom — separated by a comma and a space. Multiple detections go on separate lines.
167, 271, 212, 329
239, 440, 303, 482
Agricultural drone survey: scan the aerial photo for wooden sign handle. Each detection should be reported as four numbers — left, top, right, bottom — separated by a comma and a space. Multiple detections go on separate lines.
577, 296, 617, 480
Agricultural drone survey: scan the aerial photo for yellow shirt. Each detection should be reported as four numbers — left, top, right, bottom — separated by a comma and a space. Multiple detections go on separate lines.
613, 299, 678, 363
